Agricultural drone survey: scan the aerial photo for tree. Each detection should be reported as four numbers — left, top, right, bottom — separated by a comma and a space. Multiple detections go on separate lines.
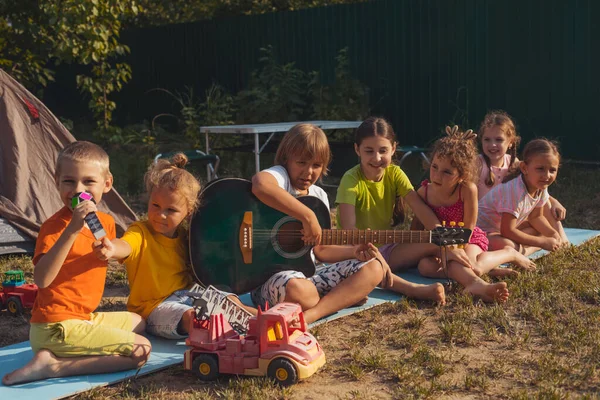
0, 0, 139, 130
132, 0, 369, 27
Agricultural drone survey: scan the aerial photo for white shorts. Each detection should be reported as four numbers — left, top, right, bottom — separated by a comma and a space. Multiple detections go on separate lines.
250, 259, 369, 308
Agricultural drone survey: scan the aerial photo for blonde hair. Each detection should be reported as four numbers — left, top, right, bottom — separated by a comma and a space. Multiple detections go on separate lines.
145, 153, 202, 215
274, 123, 331, 177
56, 141, 111, 178
478, 110, 521, 187
430, 126, 479, 184
503, 138, 561, 183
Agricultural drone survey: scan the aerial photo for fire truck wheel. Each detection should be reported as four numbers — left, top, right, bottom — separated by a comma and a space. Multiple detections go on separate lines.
267, 358, 298, 386
192, 354, 219, 381
7, 297, 23, 316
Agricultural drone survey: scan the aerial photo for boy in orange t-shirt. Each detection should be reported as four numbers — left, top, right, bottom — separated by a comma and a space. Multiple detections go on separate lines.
2, 141, 151, 386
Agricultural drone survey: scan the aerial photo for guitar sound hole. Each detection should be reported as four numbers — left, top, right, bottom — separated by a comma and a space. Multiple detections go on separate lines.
276, 221, 306, 253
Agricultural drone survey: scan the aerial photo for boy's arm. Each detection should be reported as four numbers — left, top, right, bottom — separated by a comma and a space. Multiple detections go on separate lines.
34, 227, 79, 288
35, 200, 96, 288
251, 171, 321, 244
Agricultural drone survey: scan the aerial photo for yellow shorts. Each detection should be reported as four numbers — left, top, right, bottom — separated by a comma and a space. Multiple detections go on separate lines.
30, 311, 136, 357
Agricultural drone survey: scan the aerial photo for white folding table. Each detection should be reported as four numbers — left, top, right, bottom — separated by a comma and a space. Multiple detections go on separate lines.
200, 121, 362, 180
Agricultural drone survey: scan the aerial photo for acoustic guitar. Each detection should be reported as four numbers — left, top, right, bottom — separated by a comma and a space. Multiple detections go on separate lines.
189, 178, 471, 294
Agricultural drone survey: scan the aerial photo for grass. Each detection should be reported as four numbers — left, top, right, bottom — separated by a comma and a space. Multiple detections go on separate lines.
0, 163, 599, 399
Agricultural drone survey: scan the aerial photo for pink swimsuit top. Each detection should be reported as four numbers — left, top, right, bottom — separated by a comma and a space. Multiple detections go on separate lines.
422, 180, 465, 223
421, 180, 489, 251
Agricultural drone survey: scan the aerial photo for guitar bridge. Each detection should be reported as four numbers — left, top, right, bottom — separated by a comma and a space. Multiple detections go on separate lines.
239, 211, 253, 264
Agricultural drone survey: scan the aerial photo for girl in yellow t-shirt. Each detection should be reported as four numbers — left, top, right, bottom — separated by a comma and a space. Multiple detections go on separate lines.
94, 153, 255, 339
336, 117, 473, 305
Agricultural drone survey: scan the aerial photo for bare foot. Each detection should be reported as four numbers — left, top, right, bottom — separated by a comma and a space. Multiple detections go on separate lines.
2, 349, 59, 386
407, 282, 446, 305
466, 280, 509, 303
488, 267, 520, 278
509, 248, 536, 271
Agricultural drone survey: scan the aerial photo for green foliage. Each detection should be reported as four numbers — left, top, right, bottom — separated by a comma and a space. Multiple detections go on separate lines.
0, 2, 55, 90
47, 1, 139, 131
76, 62, 132, 131
149, 87, 201, 144
308, 47, 370, 140
132, 0, 370, 27
149, 84, 237, 149
235, 46, 307, 124
236, 46, 368, 135
0, 0, 138, 132
199, 84, 236, 128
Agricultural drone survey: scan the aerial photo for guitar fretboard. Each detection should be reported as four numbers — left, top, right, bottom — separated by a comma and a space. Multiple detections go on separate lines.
321, 229, 432, 245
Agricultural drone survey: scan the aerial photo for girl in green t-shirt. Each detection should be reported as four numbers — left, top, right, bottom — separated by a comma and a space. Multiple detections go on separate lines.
336, 117, 473, 305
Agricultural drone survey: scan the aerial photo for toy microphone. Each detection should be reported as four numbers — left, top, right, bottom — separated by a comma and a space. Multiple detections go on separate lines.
71, 192, 107, 239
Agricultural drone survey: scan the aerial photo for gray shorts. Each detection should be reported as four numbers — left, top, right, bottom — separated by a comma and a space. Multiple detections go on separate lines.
146, 290, 195, 339
146, 286, 233, 339
250, 259, 369, 308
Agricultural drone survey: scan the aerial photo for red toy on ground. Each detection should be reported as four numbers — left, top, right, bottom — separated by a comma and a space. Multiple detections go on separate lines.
183, 302, 326, 386
0, 270, 38, 316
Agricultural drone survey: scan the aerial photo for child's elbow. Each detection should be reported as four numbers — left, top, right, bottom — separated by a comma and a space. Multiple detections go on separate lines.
34, 276, 50, 289
251, 174, 265, 195
312, 245, 325, 258
499, 225, 514, 239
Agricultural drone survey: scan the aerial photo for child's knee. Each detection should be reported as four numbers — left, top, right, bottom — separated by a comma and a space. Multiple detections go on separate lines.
179, 308, 195, 333
284, 278, 318, 306
363, 259, 384, 285
417, 257, 438, 275
131, 336, 152, 367
130, 313, 146, 333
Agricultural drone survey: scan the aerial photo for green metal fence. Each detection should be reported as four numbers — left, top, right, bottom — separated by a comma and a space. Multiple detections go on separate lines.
48, 0, 600, 160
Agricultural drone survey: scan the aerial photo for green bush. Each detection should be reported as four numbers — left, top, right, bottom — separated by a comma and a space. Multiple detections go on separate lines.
235, 45, 307, 124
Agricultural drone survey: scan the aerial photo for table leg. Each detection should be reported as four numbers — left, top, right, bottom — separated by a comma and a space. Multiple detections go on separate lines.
205, 132, 212, 181
254, 133, 260, 174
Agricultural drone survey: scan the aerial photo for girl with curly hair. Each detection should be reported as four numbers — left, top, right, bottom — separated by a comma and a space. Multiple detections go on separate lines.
413, 127, 534, 302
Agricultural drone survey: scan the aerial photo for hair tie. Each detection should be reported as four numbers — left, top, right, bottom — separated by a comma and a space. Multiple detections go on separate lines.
445, 125, 477, 141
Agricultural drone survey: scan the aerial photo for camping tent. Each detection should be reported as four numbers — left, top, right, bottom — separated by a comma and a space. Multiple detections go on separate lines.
0, 69, 138, 255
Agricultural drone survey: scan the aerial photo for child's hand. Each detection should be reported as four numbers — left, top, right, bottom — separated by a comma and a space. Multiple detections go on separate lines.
301, 214, 322, 246
68, 200, 97, 233
541, 236, 561, 252
445, 247, 473, 269
353, 243, 372, 261
551, 201, 567, 221
355, 243, 394, 289
93, 237, 115, 261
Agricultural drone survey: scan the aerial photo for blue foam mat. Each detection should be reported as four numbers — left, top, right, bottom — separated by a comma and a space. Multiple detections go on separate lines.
1, 228, 598, 399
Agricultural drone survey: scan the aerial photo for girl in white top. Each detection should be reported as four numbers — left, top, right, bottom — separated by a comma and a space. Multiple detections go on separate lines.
478, 138, 569, 256
476, 110, 567, 224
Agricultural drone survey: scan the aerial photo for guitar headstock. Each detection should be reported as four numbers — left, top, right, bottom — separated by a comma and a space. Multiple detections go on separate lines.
432, 222, 472, 246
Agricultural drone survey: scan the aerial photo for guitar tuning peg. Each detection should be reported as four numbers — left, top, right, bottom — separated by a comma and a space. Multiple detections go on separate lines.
458, 222, 465, 227
458, 244, 465, 249
442, 220, 446, 227
450, 221, 456, 227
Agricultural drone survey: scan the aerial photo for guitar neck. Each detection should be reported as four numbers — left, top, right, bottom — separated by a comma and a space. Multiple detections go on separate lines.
321, 229, 432, 246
